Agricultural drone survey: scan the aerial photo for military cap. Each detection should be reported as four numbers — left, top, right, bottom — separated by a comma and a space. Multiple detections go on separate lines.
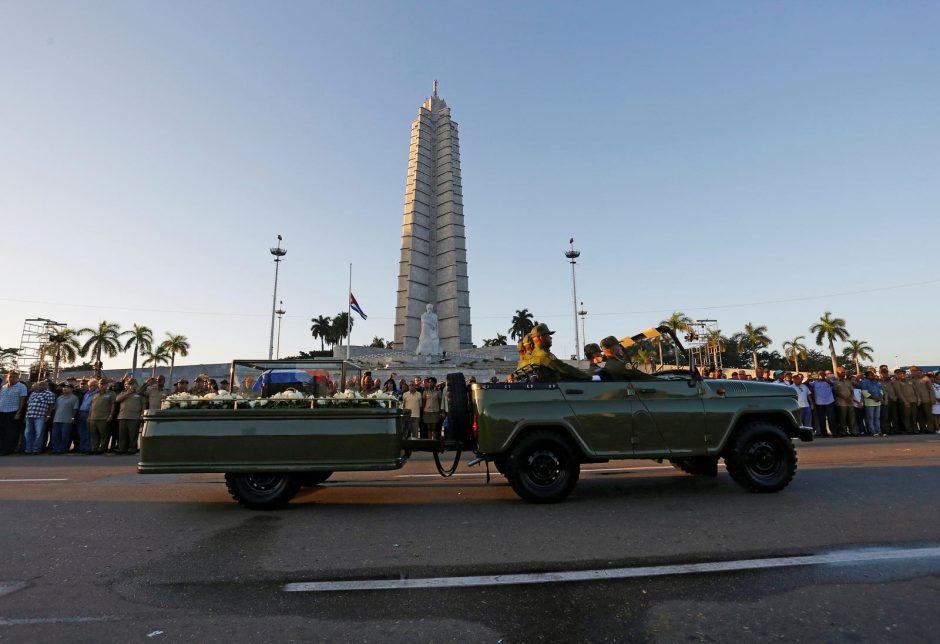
532, 322, 555, 336
600, 336, 620, 350
584, 343, 601, 356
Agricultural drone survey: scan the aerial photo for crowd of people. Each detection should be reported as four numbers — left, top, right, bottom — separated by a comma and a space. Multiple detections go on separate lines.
731, 365, 940, 438
0, 371, 174, 456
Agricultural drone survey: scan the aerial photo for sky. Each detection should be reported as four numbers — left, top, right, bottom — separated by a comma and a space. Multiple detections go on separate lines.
1, 1, 939, 370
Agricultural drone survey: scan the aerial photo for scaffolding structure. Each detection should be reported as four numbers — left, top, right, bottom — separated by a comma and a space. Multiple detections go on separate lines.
684, 319, 723, 372
17, 318, 67, 381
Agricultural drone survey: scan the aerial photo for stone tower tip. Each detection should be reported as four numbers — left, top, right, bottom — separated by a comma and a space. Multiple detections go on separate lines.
433, 80, 438, 97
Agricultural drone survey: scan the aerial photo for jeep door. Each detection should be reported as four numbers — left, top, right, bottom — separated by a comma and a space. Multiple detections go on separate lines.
561, 382, 635, 458
631, 377, 706, 456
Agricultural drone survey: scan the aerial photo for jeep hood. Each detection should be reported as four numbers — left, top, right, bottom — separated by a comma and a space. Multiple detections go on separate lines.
707, 381, 797, 397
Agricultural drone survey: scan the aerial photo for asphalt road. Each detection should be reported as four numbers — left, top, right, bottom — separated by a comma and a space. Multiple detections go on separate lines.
1, 435, 939, 643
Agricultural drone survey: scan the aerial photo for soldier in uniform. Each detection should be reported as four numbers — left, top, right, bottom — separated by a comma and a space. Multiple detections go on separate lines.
911, 368, 937, 433
831, 371, 856, 437
584, 343, 607, 379
879, 367, 896, 434
526, 323, 590, 382
895, 370, 918, 433
599, 336, 655, 381
515, 340, 529, 371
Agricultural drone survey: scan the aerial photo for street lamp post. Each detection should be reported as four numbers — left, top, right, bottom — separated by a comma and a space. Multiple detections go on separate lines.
268, 235, 287, 360
275, 301, 286, 359
565, 239, 581, 359
578, 303, 588, 356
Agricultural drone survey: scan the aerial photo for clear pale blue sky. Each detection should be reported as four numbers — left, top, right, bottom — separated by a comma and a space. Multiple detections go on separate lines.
2, 1, 938, 368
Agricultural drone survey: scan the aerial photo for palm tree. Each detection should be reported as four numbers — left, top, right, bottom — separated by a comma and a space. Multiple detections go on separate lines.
781, 336, 809, 373
843, 339, 874, 375
79, 321, 123, 377
162, 333, 190, 383
634, 347, 655, 372
331, 312, 352, 347
508, 309, 535, 341
483, 333, 509, 347
370, 336, 388, 348
659, 311, 692, 366
732, 323, 772, 372
809, 311, 850, 373
45, 328, 81, 381
142, 343, 172, 378
310, 315, 333, 351
121, 324, 153, 374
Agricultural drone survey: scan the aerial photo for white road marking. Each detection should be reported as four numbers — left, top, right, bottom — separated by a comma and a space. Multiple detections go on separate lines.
282, 546, 940, 593
0, 615, 117, 626
0, 479, 68, 482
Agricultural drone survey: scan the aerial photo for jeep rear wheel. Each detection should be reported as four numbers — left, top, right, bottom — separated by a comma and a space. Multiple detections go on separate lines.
724, 422, 797, 493
505, 431, 580, 503
224, 473, 301, 509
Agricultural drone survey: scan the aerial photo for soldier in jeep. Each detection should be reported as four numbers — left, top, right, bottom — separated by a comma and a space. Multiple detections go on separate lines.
599, 336, 655, 380
527, 323, 591, 382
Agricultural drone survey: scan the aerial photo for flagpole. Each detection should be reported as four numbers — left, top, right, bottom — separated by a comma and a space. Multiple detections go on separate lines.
346, 263, 352, 362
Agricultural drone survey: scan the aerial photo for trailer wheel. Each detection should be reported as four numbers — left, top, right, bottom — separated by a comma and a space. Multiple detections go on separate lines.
505, 430, 580, 503
224, 473, 301, 510
294, 471, 333, 487
445, 373, 473, 447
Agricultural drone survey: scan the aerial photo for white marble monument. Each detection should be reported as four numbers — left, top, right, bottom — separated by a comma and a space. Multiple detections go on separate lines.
394, 82, 472, 354
415, 303, 441, 355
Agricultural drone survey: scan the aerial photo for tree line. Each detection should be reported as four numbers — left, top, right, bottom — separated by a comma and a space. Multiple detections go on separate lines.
0, 322, 191, 382
504, 308, 876, 374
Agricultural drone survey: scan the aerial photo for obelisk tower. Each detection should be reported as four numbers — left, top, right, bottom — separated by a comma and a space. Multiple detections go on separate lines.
395, 82, 472, 353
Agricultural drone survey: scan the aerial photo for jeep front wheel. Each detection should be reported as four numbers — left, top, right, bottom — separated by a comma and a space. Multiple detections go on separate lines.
505, 431, 580, 503
724, 422, 797, 493
224, 473, 301, 509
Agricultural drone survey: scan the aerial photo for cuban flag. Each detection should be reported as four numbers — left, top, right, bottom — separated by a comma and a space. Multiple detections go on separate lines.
350, 293, 367, 320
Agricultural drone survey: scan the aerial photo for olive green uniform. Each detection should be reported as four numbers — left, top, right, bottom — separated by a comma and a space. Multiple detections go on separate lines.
139, 384, 167, 413
831, 379, 856, 436
116, 390, 145, 453
895, 379, 918, 433
880, 379, 897, 434
601, 355, 654, 381
913, 376, 936, 432
87, 390, 116, 453
527, 347, 591, 382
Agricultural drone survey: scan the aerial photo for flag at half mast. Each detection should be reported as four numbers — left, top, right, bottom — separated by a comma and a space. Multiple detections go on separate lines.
350, 294, 367, 320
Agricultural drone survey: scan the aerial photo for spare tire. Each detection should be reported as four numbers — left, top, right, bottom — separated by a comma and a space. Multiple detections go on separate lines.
445, 373, 474, 448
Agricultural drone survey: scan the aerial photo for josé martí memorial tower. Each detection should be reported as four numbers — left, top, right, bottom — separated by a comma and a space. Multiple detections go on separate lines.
394, 82, 472, 353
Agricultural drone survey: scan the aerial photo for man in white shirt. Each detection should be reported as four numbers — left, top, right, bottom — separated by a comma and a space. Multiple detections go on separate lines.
791, 374, 814, 429
401, 382, 423, 438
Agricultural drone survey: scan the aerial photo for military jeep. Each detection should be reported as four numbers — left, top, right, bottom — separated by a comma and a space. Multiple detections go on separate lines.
458, 373, 812, 503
